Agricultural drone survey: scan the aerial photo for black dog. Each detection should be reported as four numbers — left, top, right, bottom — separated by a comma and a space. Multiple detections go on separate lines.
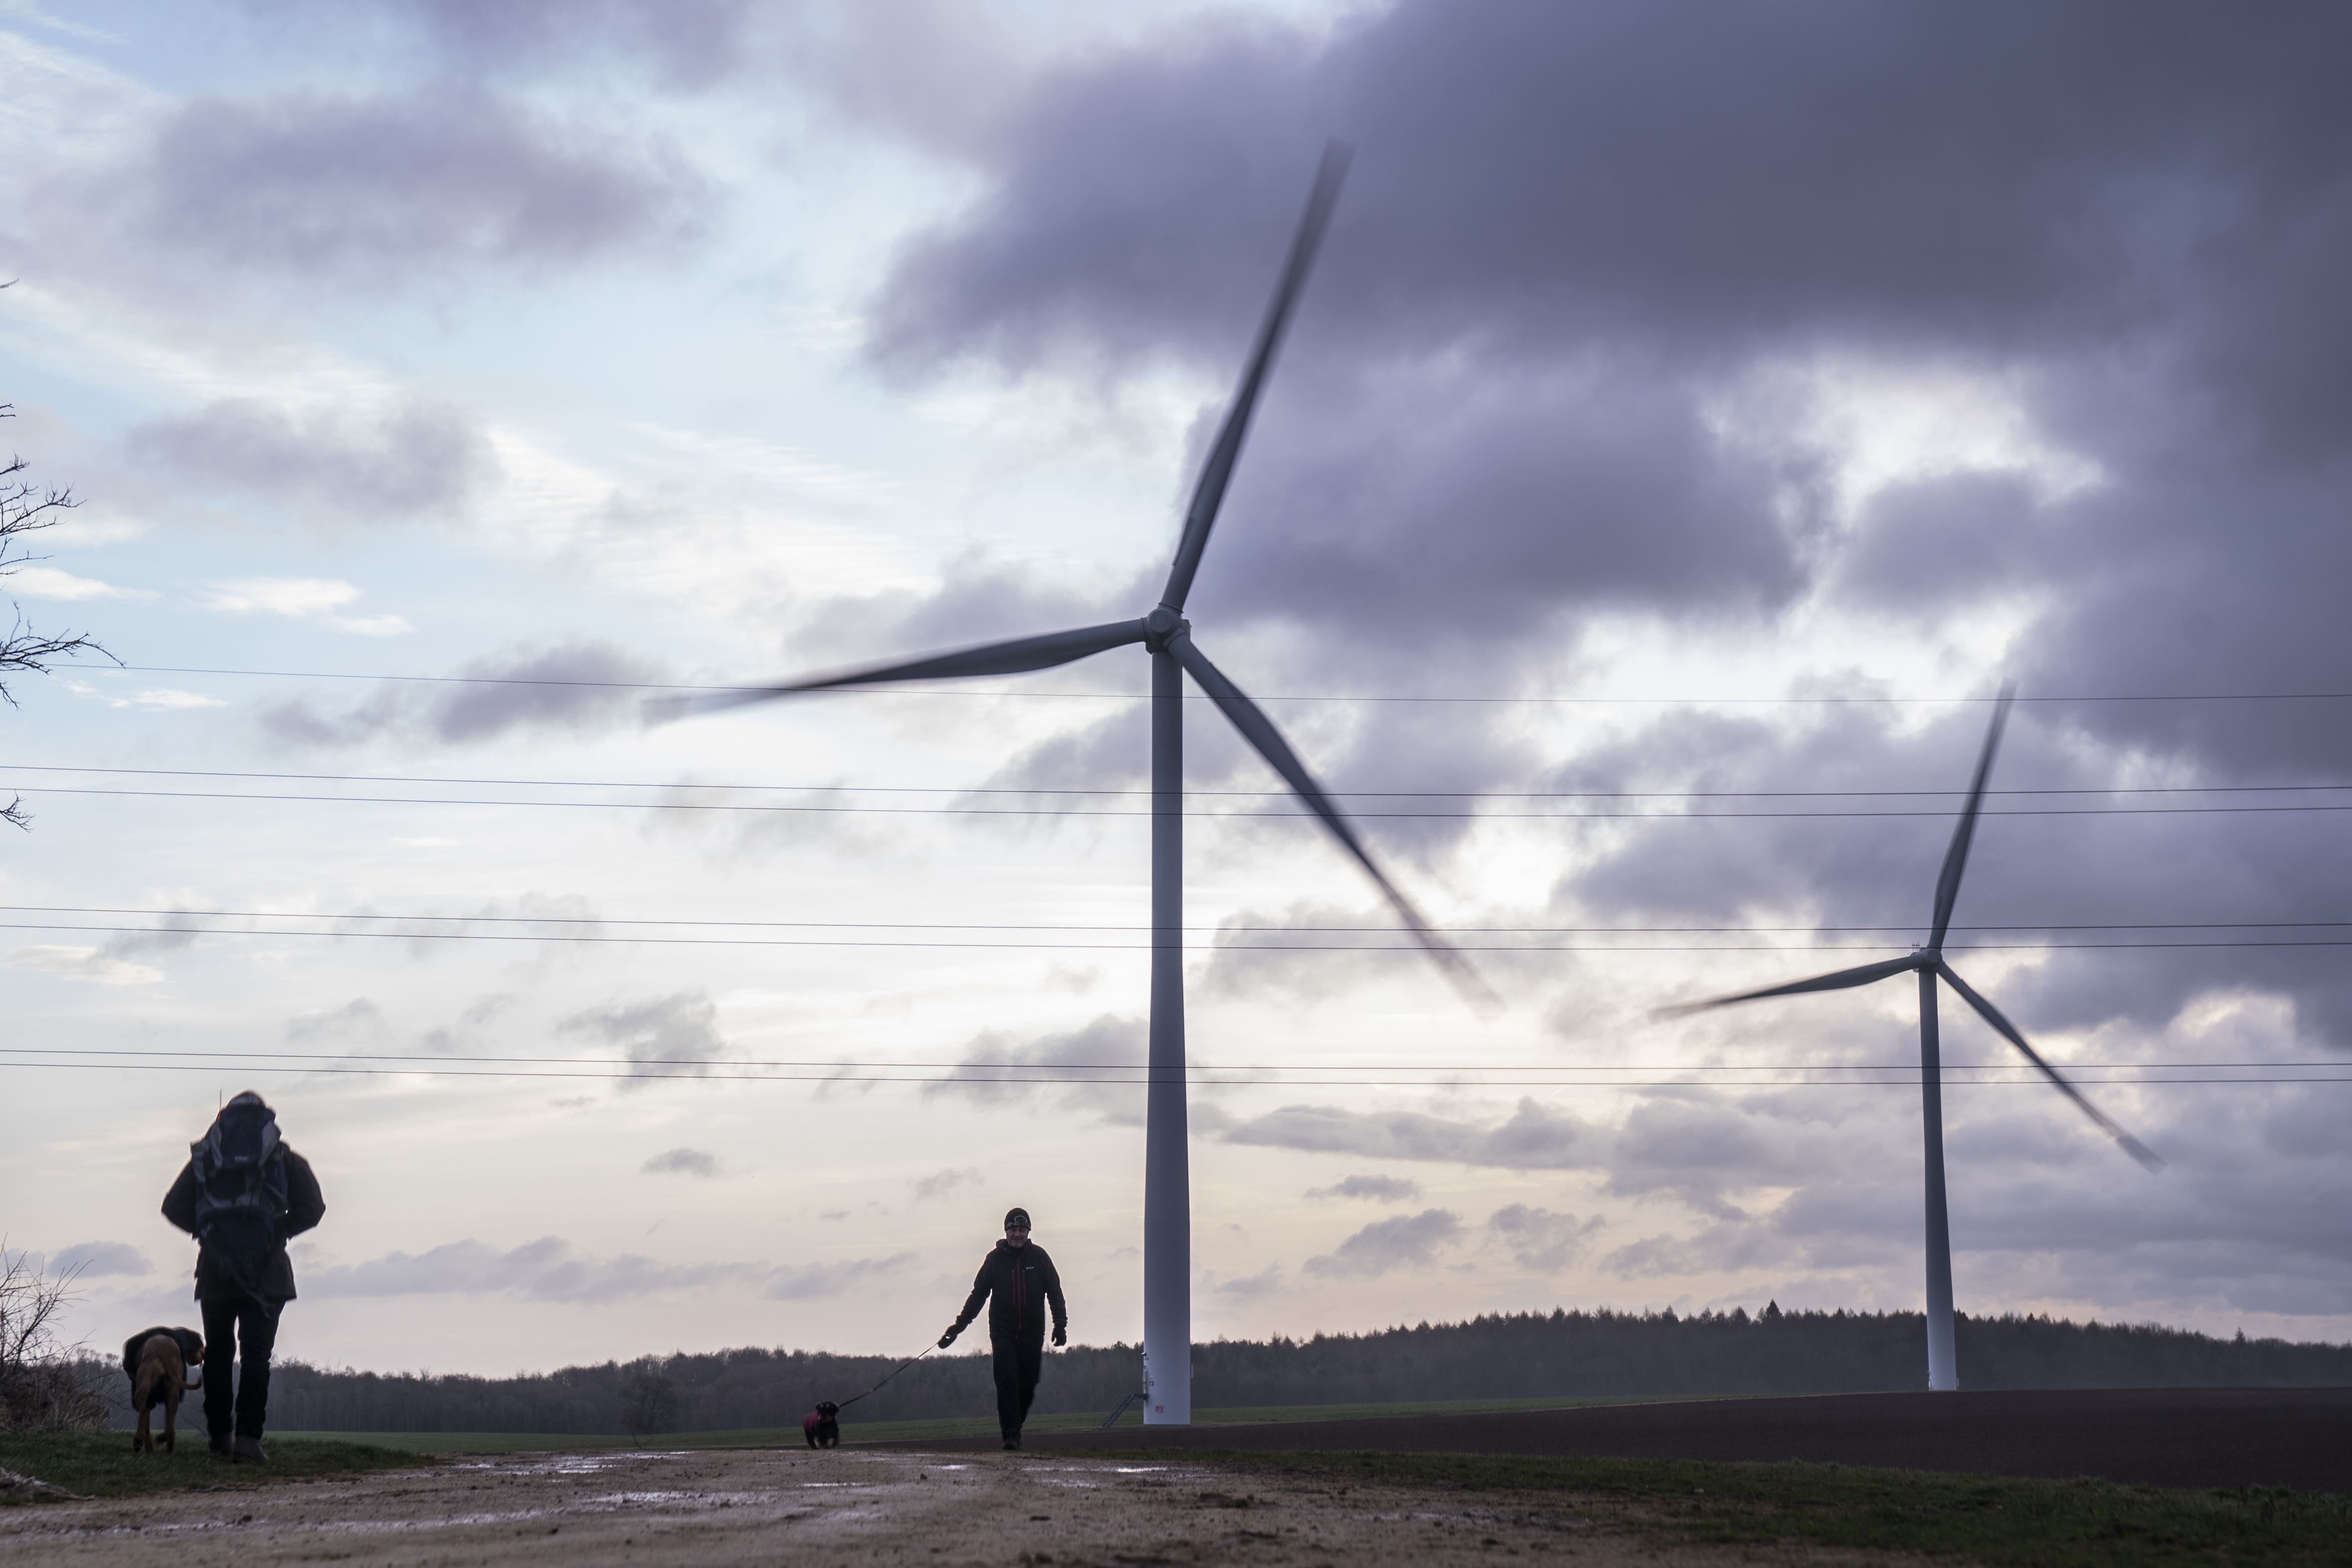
123, 1326, 205, 1453
802, 1401, 841, 1448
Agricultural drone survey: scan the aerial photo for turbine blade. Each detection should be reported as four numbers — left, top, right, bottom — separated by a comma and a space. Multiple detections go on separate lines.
1158, 142, 1352, 615
1937, 960, 2164, 1172
1652, 953, 1923, 1020
1929, 684, 2015, 951
1167, 631, 1498, 1015
658, 620, 1150, 719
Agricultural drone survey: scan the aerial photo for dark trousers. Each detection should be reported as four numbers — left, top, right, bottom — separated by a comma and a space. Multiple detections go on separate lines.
991, 1334, 1045, 1439
200, 1297, 280, 1439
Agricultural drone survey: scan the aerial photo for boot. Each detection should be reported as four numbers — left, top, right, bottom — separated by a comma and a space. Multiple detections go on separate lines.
210, 1433, 234, 1459
234, 1436, 268, 1463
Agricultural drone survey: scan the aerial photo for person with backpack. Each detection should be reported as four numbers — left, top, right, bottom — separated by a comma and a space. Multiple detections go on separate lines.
938, 1206, 1066, 1449
160, 1092, 325, 1462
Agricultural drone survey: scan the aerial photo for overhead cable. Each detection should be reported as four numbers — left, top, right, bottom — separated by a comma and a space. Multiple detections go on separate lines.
18, 783, 2352, 819
14, 761, 2352, 799
97, 665, 2352, 705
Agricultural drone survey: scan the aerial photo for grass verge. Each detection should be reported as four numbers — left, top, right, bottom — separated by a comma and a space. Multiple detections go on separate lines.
271, 1393, 1691, 1454
0, 1433, 429, 1504
1201, 1450, 2352, 1568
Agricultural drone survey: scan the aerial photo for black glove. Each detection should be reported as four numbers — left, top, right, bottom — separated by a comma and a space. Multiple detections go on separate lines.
938, 1326, 960, 1349
1051, 1325, 1067, 1348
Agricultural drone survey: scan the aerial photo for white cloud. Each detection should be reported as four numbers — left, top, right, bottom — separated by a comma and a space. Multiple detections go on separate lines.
2, 565, 150, 600
5, 945, 165, 986
62, 680, 228, 710
130, 687, 228, 710
201, 576, 412, 635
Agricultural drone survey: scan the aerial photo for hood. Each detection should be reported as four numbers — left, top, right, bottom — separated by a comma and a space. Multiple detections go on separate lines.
191, 1091, 280, 1179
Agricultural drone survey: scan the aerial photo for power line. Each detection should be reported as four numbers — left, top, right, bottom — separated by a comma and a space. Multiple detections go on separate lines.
14, 903, 2352, 934
6, 1047, 2332, 1074
98, 665, 2352, 705
10, 919, 2352, 952
12, 762, 2352, 800
20, 783, 2352, 820
3, 1058, 2343, 1087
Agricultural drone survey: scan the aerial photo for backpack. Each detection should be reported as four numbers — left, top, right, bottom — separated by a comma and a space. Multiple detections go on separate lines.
189, 1094, 289, 1301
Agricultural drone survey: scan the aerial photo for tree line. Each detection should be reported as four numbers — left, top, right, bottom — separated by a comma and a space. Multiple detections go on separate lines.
87, 1305, 2352, 1435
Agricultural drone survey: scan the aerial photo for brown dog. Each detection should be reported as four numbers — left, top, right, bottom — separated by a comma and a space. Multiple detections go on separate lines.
123, 1326, 204, 1453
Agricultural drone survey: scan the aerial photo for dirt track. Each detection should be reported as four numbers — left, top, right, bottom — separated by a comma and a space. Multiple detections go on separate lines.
973, 1388, 2352, 1492
0, 1447, 1863, 1567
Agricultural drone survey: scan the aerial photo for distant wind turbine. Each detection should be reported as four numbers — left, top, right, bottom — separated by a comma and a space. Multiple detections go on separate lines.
676, 144, 1491, 1425
1657, 688, 2160, 1392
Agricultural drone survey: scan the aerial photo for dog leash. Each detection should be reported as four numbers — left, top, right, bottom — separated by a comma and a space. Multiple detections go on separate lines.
834, 1342, 937, 1412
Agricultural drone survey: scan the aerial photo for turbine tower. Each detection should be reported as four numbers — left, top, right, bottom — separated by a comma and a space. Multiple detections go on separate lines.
1659, 689, 2160, 1392
683, 145, 1489, 1424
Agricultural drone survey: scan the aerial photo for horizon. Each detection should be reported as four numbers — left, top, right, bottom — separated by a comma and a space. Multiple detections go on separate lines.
5, 2, 2351, 1380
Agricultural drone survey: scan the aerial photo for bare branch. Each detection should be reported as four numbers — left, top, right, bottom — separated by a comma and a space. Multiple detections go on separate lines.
0, 398, 114, 714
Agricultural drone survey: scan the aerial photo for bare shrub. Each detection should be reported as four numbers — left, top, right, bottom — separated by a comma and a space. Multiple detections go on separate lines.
0, 1241, 109, 1434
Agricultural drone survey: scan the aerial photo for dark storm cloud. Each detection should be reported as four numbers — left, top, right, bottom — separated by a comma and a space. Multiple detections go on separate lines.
260, 639, 667, 750
864, 0, 2352, 772
838, 0, 2352, 1086
117, 87, 703, 281
881, 5, 2352, 376
126, 398, 497, 521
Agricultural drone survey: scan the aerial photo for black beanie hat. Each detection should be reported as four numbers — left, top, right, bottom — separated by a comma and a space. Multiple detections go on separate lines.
1004, 1207, 1032, 1230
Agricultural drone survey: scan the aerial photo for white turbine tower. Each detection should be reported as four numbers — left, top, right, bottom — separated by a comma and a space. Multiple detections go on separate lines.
681, 145, 1490, 1425
1659, 689, 2160, 1392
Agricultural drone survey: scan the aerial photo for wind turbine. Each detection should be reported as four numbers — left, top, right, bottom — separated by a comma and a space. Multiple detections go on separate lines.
679, 145, 1489, 1425
1658, 689, 2160, 1392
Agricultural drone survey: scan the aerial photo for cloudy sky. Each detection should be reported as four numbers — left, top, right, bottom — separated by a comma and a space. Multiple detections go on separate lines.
5, 0, 2350, 1380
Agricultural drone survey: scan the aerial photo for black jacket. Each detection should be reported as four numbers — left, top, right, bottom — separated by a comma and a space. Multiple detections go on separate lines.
161, 1146, 325, 1303
952, 1240, 1066, 1342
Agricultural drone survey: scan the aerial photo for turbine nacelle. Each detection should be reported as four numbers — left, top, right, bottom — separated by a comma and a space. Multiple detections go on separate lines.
1143, 606, 1188, 650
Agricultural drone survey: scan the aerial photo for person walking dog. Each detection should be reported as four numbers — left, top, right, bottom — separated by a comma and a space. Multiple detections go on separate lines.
939, 1207, 1066, 1449
160, 1092, 325, 1462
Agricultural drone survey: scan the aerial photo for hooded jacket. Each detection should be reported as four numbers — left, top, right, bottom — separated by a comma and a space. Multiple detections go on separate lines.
160, 1098, 326, 1303
951, 1239, 1066, 1342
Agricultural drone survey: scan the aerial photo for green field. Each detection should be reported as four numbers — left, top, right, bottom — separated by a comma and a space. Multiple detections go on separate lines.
271, 1392, 1694, 1454
1216, 1451, 2352, 1568
0, 1433, 426, 1504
